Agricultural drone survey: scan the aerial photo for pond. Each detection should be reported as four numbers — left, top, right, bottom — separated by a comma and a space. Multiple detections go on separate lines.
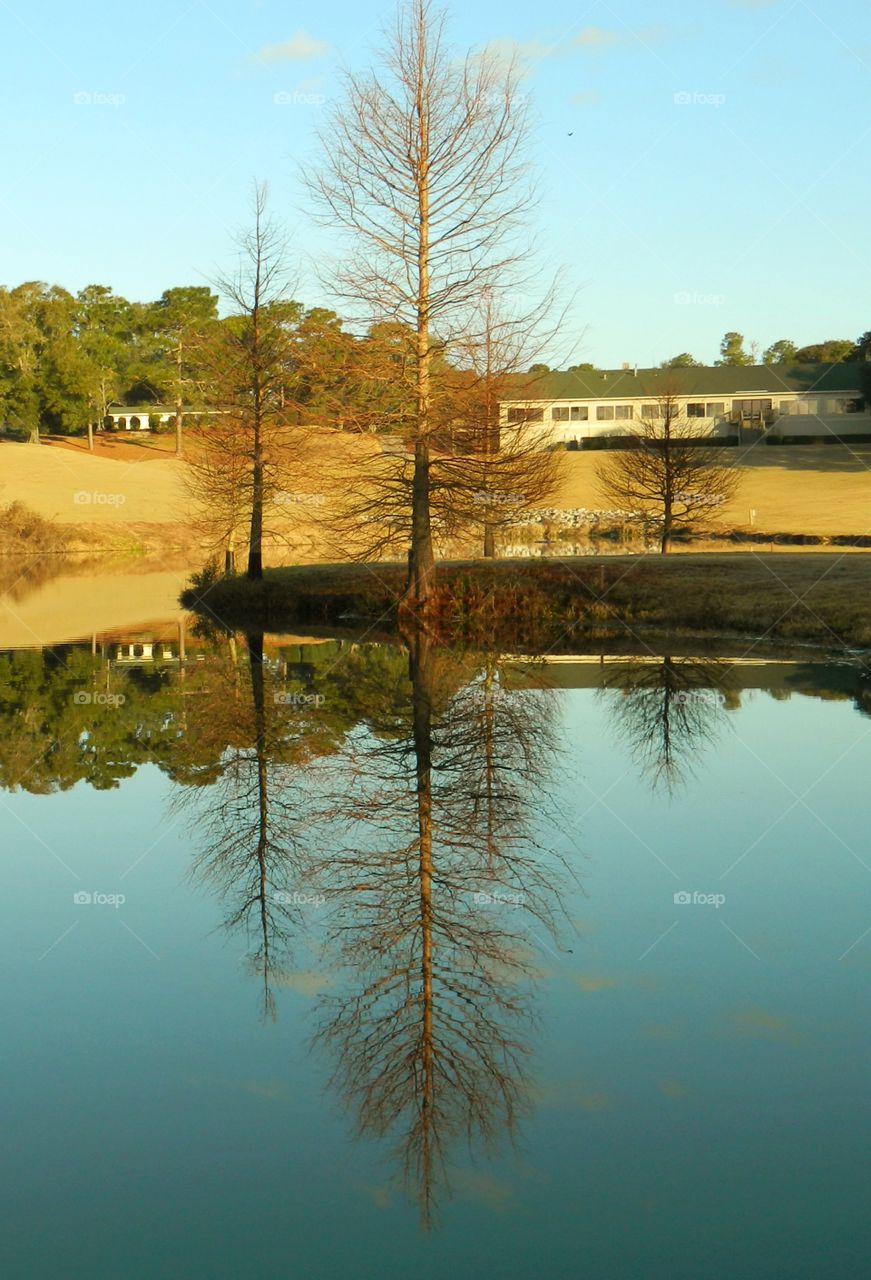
0, 592, 869, 1278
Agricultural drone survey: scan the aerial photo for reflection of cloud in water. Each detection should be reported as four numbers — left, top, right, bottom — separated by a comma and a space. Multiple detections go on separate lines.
718, 1008, 802, 1046
242, 1080, 287, 1100
451, 1167, 516, 1212
533, 1074, 612, 1113
574, 973, 620, 992
640, 1022, 682, 1039
354, 1181, 393, 1210
275, 968, 336, 997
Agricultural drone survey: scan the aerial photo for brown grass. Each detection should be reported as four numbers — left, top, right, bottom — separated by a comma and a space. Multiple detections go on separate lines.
183, 553, 871, 651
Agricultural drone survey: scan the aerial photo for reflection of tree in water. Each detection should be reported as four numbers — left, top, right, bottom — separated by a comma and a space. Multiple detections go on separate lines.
312, 630, 570, 1228
602, 656, 737, 792
180, 631, 419, 1018
181, 632, 326, 1019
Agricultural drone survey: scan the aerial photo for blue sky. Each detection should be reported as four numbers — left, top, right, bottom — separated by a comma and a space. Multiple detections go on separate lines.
0, 0, 868, 367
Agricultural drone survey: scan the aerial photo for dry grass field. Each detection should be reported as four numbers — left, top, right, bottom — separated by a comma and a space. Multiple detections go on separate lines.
3, 435, 871, 554
555, 444, 871, 537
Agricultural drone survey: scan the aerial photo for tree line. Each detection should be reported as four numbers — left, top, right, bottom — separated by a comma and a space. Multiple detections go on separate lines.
661, 330, 871, 370
0, 277, 472, 449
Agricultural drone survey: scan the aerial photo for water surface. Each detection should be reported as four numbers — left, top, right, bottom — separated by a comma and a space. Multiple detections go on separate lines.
1, 606, 869, 1278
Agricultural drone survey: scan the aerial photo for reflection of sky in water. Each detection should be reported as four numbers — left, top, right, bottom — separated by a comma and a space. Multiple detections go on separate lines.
1, 676, 869, 1279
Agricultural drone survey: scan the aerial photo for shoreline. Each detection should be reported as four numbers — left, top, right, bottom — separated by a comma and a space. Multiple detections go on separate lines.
181, 553, 871, 653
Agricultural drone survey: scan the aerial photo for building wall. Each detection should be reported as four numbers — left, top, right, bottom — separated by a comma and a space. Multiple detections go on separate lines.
500, 390, 868, 445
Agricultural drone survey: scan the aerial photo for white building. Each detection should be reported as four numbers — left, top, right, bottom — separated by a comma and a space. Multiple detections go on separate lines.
499, 363, 870, 445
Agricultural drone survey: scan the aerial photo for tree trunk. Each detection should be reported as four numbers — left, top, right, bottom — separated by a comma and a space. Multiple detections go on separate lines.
404, 439, 436, 611
407, 622, 435, 1229
87, 420, 94, 452
483, 521, 496, 558
248, 425, 264, 579
401, 24, 436, 617
174, 338, 184, 456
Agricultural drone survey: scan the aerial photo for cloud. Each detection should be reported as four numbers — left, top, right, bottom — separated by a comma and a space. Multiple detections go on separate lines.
474, 37, 556, 75
255, 31, 329, 64
574, 25, 668, 51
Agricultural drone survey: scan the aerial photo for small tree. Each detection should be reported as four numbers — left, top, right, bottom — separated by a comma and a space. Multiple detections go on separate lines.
596, 394, 739, 553
763, 338, 797, 366
189, 184, 308, 579
152, 286, 219, 456
660, 353, 701, 369
438, 291, 564, 558
716, 332, 753, 367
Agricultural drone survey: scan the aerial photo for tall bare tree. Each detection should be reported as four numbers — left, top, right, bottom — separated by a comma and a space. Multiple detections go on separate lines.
306, 0, 535, 613
596, 393, 739, 553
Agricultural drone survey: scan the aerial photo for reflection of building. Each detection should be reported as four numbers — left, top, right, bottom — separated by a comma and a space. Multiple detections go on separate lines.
503, 654, 869, 707
500, 364, 870, 445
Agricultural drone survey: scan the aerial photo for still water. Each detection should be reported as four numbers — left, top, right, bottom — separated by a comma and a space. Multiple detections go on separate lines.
0, 609, 869, 1278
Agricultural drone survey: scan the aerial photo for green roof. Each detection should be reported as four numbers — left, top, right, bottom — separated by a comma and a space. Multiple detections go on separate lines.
509, 363, 865, 401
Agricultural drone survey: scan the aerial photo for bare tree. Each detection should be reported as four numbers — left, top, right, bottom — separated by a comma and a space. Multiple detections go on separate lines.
438, 291, 565, 557
306, 0, 536, 613
188, 183, 309, 579
596, 393, 739, 553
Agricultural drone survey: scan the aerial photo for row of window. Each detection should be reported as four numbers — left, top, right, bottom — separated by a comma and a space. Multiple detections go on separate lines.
779, 398, 865, 415
507, 396, 866, 426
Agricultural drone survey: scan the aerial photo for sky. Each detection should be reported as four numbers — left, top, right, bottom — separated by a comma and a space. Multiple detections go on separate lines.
0, 0, 868, 368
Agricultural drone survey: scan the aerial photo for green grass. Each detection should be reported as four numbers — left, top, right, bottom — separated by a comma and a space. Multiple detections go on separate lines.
181, 553, 871, 651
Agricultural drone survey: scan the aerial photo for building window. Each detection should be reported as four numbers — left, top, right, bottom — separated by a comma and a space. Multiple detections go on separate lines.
825, 398, 865, 414
551, 406, 570, 421
615, 405, 634, 420
507, 407, 543, 424
732, 398, 772, 419
642, 403, 662, 419
687, 403, 705, 417
570, 405, 588, 421
706, 402, 725, 416
596, 406, 615, 421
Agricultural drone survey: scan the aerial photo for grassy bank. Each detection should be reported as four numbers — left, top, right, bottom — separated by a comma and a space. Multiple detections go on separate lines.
182, 553, 871, 651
